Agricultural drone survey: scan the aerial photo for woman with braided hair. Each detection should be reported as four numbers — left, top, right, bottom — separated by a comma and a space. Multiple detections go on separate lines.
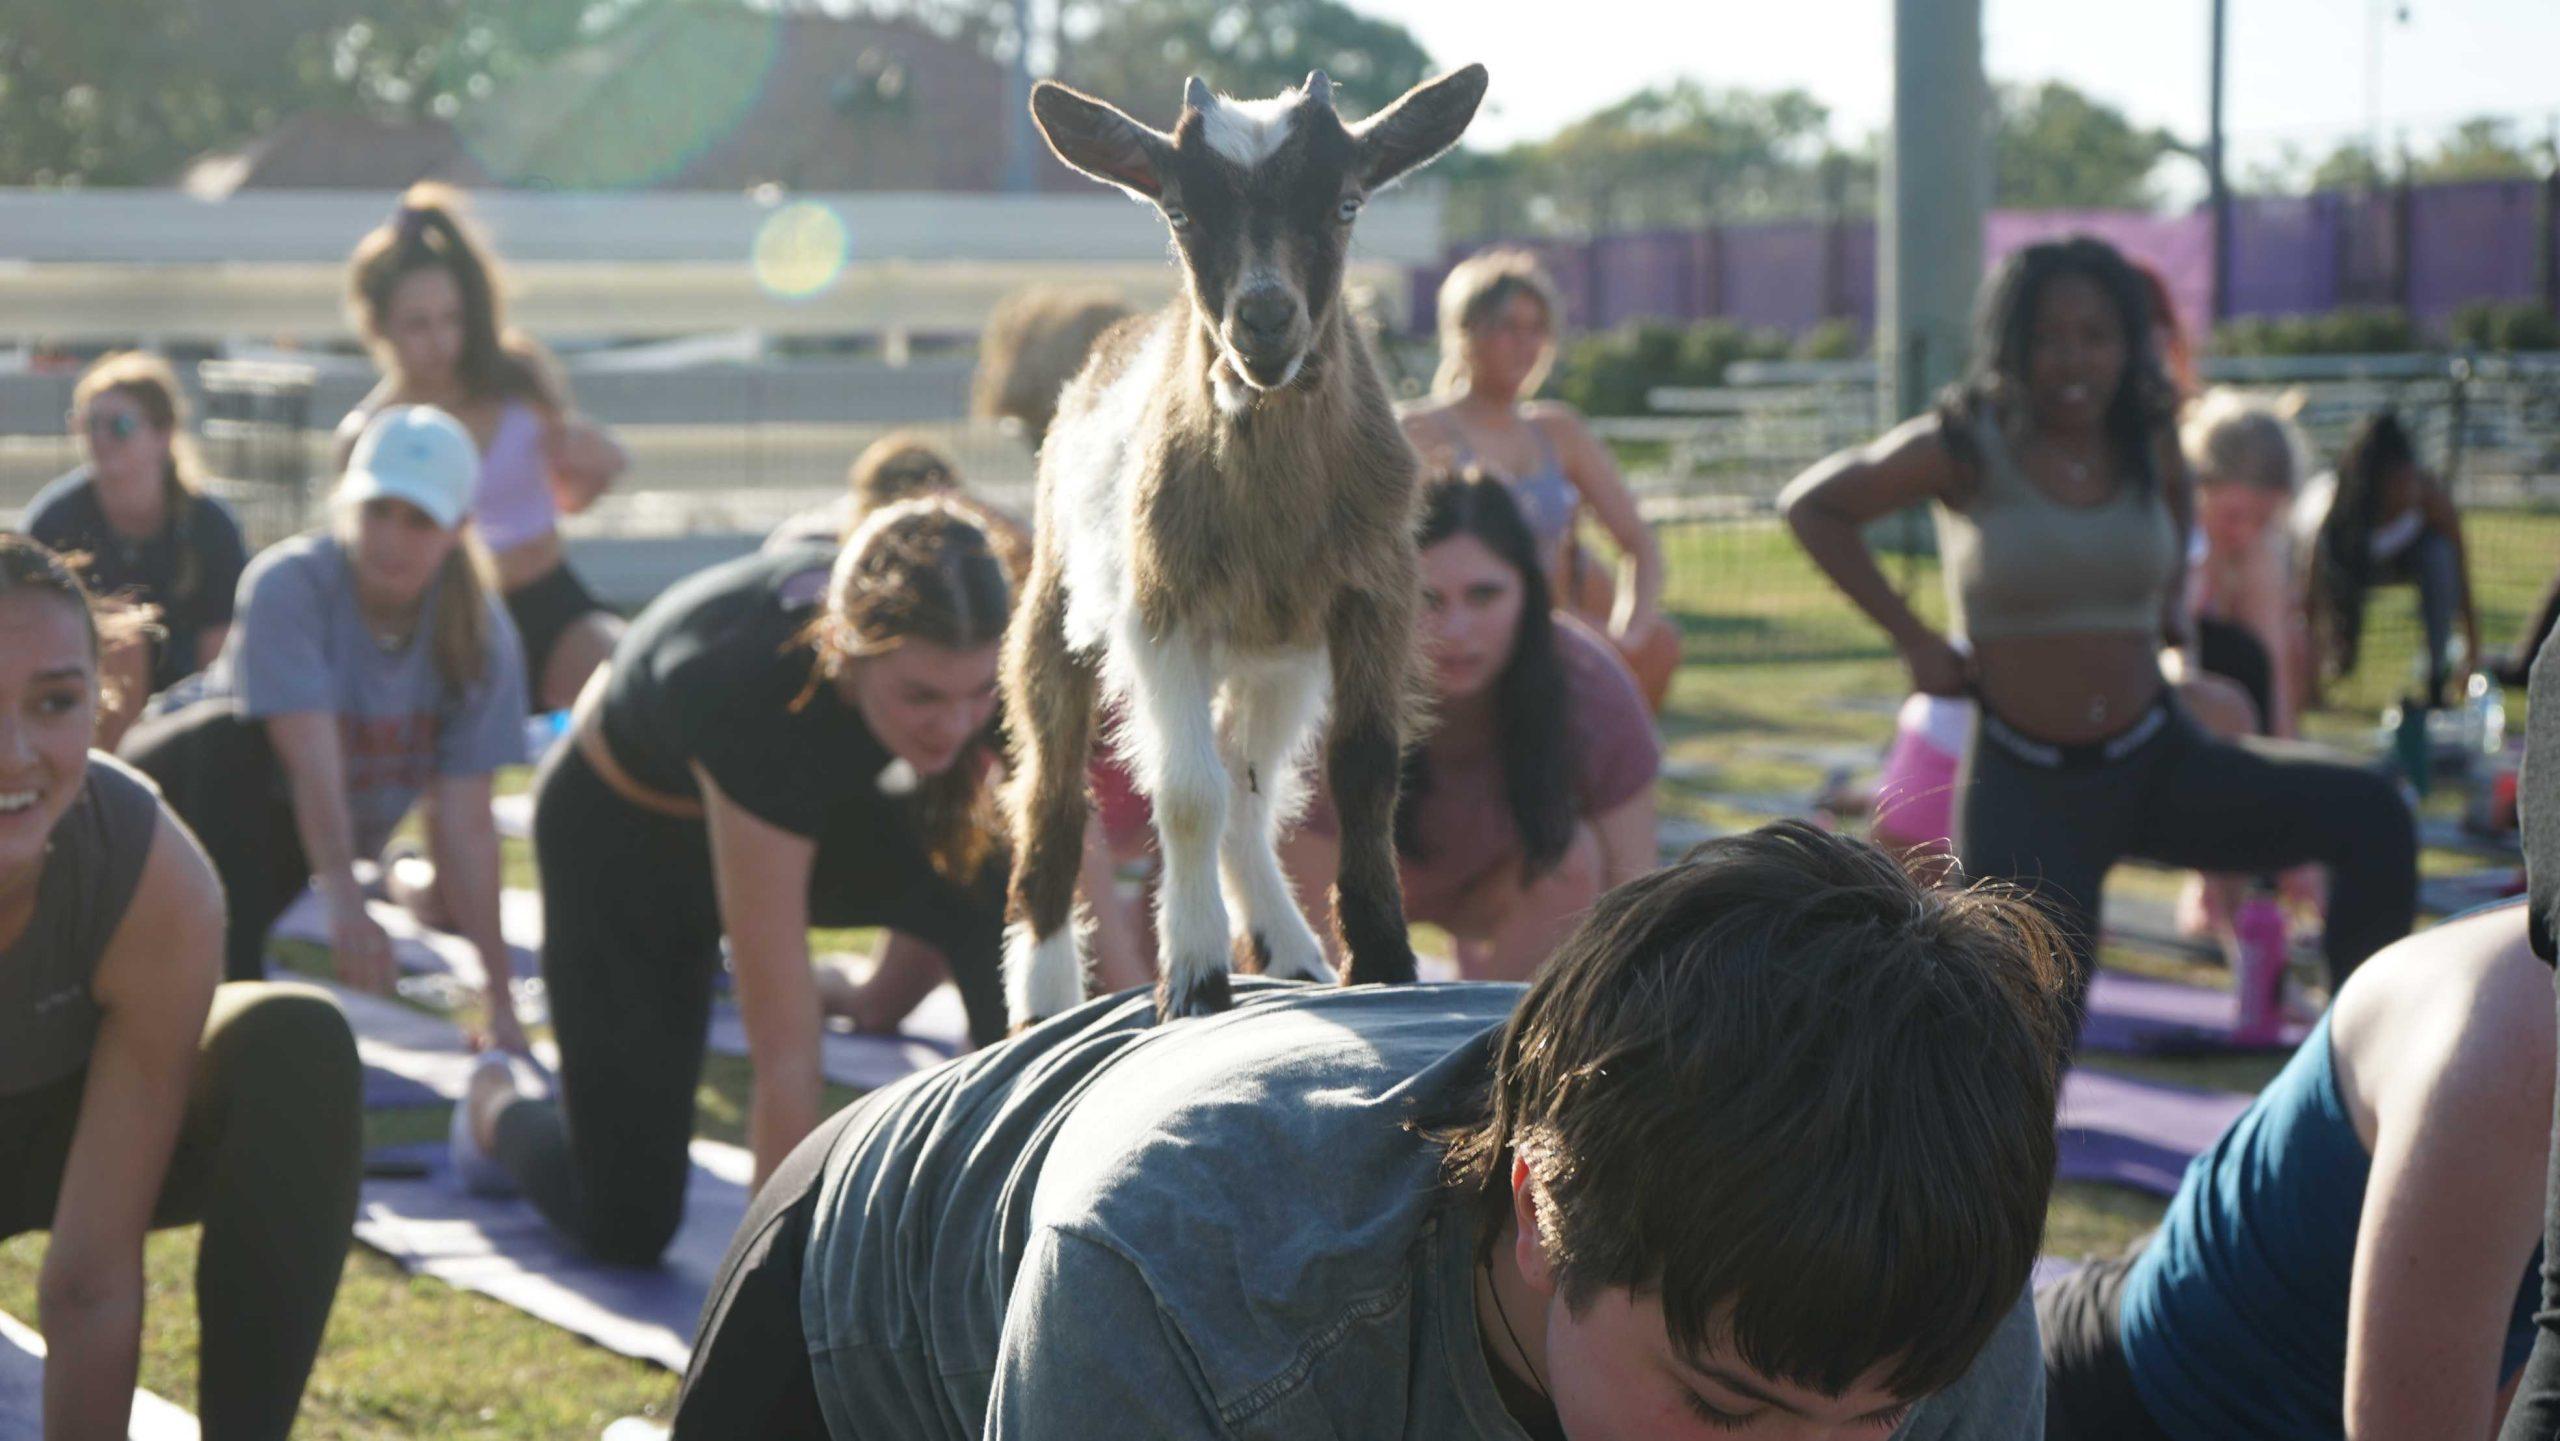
452, 501, 1052, 1263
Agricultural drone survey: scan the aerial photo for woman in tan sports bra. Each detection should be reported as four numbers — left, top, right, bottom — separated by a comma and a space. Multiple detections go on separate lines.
1782, 237, 2415, 1042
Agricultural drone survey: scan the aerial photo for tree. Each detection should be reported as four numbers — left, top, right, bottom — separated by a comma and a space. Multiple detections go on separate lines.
2307, 140, 2387, 192
0, 0, 650, 185
1992, 80, 2173, 209
1050, 0, 1433, 121
2414, 116, 2551, 183
1439, 81, 1865, 240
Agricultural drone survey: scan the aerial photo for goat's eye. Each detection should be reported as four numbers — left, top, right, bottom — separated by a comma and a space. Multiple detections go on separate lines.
1336, 197, 1363, 223
1163, 204, 1191, 229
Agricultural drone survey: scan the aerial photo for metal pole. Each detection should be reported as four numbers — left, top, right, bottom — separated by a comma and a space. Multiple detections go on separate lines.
2208, 0, 2233, 324
1879, 0, 1986, 423
1003, 0, 1039, 193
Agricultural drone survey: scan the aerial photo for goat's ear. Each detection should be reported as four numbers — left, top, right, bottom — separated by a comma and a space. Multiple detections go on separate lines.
1351, 64, 1487, 193
1032, 81, 1173, 200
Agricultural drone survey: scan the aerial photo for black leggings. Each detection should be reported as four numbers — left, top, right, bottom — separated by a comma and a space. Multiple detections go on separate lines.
1957, 698, 2416, 1034
2196, 617, 2274, 732
2036, 1249, 2171, 1441
669, 1094, 883, 1438
118, 700, 306, 983
490, 742, 1006, 1265
0, 984, 361, 1439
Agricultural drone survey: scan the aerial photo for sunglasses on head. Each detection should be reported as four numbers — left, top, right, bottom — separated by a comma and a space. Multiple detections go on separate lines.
84, 412, 142, 442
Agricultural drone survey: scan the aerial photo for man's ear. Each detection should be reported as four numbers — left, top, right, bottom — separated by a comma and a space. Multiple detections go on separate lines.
1511, 1153, 1558, 1296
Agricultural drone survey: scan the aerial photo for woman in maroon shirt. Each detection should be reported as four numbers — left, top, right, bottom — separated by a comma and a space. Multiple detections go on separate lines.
1284, 471, 1661, 981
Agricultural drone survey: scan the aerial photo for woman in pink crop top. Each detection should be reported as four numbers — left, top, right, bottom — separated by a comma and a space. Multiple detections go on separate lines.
1400, 249, 1678, 713
338, 183, 629, 716
1781, 236, 2414, 1047
1280, 470, 1661, 982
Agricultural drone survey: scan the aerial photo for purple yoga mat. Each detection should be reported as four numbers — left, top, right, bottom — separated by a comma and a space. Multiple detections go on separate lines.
2079, 969, 2309, 1056
2056, 1067, 2250, 1198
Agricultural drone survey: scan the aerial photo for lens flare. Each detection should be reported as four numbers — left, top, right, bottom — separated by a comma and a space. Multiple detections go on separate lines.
752, 202, 852, 300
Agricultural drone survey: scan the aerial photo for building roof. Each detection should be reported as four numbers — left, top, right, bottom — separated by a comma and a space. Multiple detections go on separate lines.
186, 10, 1071, 194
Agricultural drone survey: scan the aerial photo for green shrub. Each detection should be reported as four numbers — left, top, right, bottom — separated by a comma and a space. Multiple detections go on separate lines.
1551, 319, 1789, 415
1791, 318, 1866, 361
2448, 300, 2560, 352
2213, 307, 2418, 357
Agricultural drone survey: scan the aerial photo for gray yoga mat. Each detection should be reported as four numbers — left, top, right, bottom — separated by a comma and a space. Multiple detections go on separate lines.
276, 888, 972, 1090
0, 1309, 199, 1441
324, 983, 747, 1372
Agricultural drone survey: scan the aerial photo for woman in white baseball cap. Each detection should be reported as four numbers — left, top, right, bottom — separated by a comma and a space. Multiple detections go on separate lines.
122, 404, 536, 1052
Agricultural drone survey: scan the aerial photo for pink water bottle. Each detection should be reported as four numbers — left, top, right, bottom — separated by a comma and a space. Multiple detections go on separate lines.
2232, 893, 2290, 1045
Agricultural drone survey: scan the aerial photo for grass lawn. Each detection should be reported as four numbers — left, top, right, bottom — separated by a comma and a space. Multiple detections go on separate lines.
0, 507, 2539, 1434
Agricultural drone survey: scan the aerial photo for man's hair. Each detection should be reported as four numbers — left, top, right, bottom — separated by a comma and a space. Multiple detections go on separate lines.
1436, 821, 2070, 1398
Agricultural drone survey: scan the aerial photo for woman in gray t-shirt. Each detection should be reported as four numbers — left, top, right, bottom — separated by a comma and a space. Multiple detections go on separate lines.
0, 536, 359, 1436
122, 407, 532, 1050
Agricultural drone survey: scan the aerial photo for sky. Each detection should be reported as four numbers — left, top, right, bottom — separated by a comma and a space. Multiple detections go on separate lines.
1352, 0, 2560, 175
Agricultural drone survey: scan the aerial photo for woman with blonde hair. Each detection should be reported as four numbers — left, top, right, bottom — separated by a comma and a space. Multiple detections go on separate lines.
340, 182, 628, 714
26, 351, 249, 746
1404, 249, 1677, 708
121, 407, 532, 1053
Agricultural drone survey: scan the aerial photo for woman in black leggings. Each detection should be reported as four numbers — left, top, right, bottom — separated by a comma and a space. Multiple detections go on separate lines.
1782, 236, 2416, 1040
454, 498, 1025, 1265
2497, 630, 2560, 1437
0, 536, 358, 1438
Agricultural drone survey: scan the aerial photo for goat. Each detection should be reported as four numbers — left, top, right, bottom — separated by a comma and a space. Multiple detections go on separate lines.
1001, 65, 1488, 1026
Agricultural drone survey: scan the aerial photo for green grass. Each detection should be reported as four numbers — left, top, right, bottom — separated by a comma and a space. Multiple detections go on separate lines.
5, 512, 2541, 1432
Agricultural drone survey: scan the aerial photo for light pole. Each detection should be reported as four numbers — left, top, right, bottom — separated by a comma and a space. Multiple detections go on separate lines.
2208, 0, 2232, 323
1879, 0, 1986, 422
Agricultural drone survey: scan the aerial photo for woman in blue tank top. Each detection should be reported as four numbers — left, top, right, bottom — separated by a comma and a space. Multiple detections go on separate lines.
2039, 899, 2550, 1439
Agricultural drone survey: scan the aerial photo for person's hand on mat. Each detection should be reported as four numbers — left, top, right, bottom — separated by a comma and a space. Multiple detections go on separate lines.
1898, 630, 1972, 698
329, 904, 397, 993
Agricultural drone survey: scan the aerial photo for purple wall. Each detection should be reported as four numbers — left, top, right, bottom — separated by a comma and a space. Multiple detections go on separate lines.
1419, 179, 2557, 341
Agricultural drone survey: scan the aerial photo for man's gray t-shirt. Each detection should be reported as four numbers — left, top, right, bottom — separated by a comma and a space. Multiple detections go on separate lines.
800, 981, 2044, 1439
198, 532, 527, 857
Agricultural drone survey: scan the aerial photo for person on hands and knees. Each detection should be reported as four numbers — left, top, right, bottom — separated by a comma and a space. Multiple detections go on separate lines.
669, 821, 2068, 1439
121, 406, 531, 1052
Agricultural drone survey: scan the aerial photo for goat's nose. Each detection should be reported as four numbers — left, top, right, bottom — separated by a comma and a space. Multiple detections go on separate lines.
1235, 287, 1296, 342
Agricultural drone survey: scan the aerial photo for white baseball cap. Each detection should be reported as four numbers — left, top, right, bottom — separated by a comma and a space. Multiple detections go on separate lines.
338, 405, 476, 531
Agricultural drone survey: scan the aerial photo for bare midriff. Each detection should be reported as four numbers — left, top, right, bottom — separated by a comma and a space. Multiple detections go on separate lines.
1973, 629, 2164, 744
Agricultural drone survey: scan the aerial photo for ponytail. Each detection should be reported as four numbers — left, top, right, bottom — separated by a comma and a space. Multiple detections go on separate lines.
349, 183, 561, 410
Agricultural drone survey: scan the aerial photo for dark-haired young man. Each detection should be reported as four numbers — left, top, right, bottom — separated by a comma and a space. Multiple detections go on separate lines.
671, 822, 2071, 1439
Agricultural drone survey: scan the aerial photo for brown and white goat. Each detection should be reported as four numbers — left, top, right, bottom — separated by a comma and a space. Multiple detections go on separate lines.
1001, 65, 1488, 1025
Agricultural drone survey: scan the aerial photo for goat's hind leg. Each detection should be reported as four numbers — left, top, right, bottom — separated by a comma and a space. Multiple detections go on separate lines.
1324, 589, 1420, 987
1001, 561, 1102, 1030
1218, 650, 1334, 986
1121, 623, 1236, 1022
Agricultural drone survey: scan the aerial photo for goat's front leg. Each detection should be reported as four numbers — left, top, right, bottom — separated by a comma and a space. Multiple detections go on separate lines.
1000, 558, 1102, 1029
1122, 621, 1237, 1021
1324, 586, 1419, 987
1217, 649, 1334, 986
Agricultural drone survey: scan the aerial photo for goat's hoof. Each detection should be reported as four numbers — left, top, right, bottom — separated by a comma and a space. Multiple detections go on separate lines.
1241, 928, 1335, 985
1154, 965, 1235, 1024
